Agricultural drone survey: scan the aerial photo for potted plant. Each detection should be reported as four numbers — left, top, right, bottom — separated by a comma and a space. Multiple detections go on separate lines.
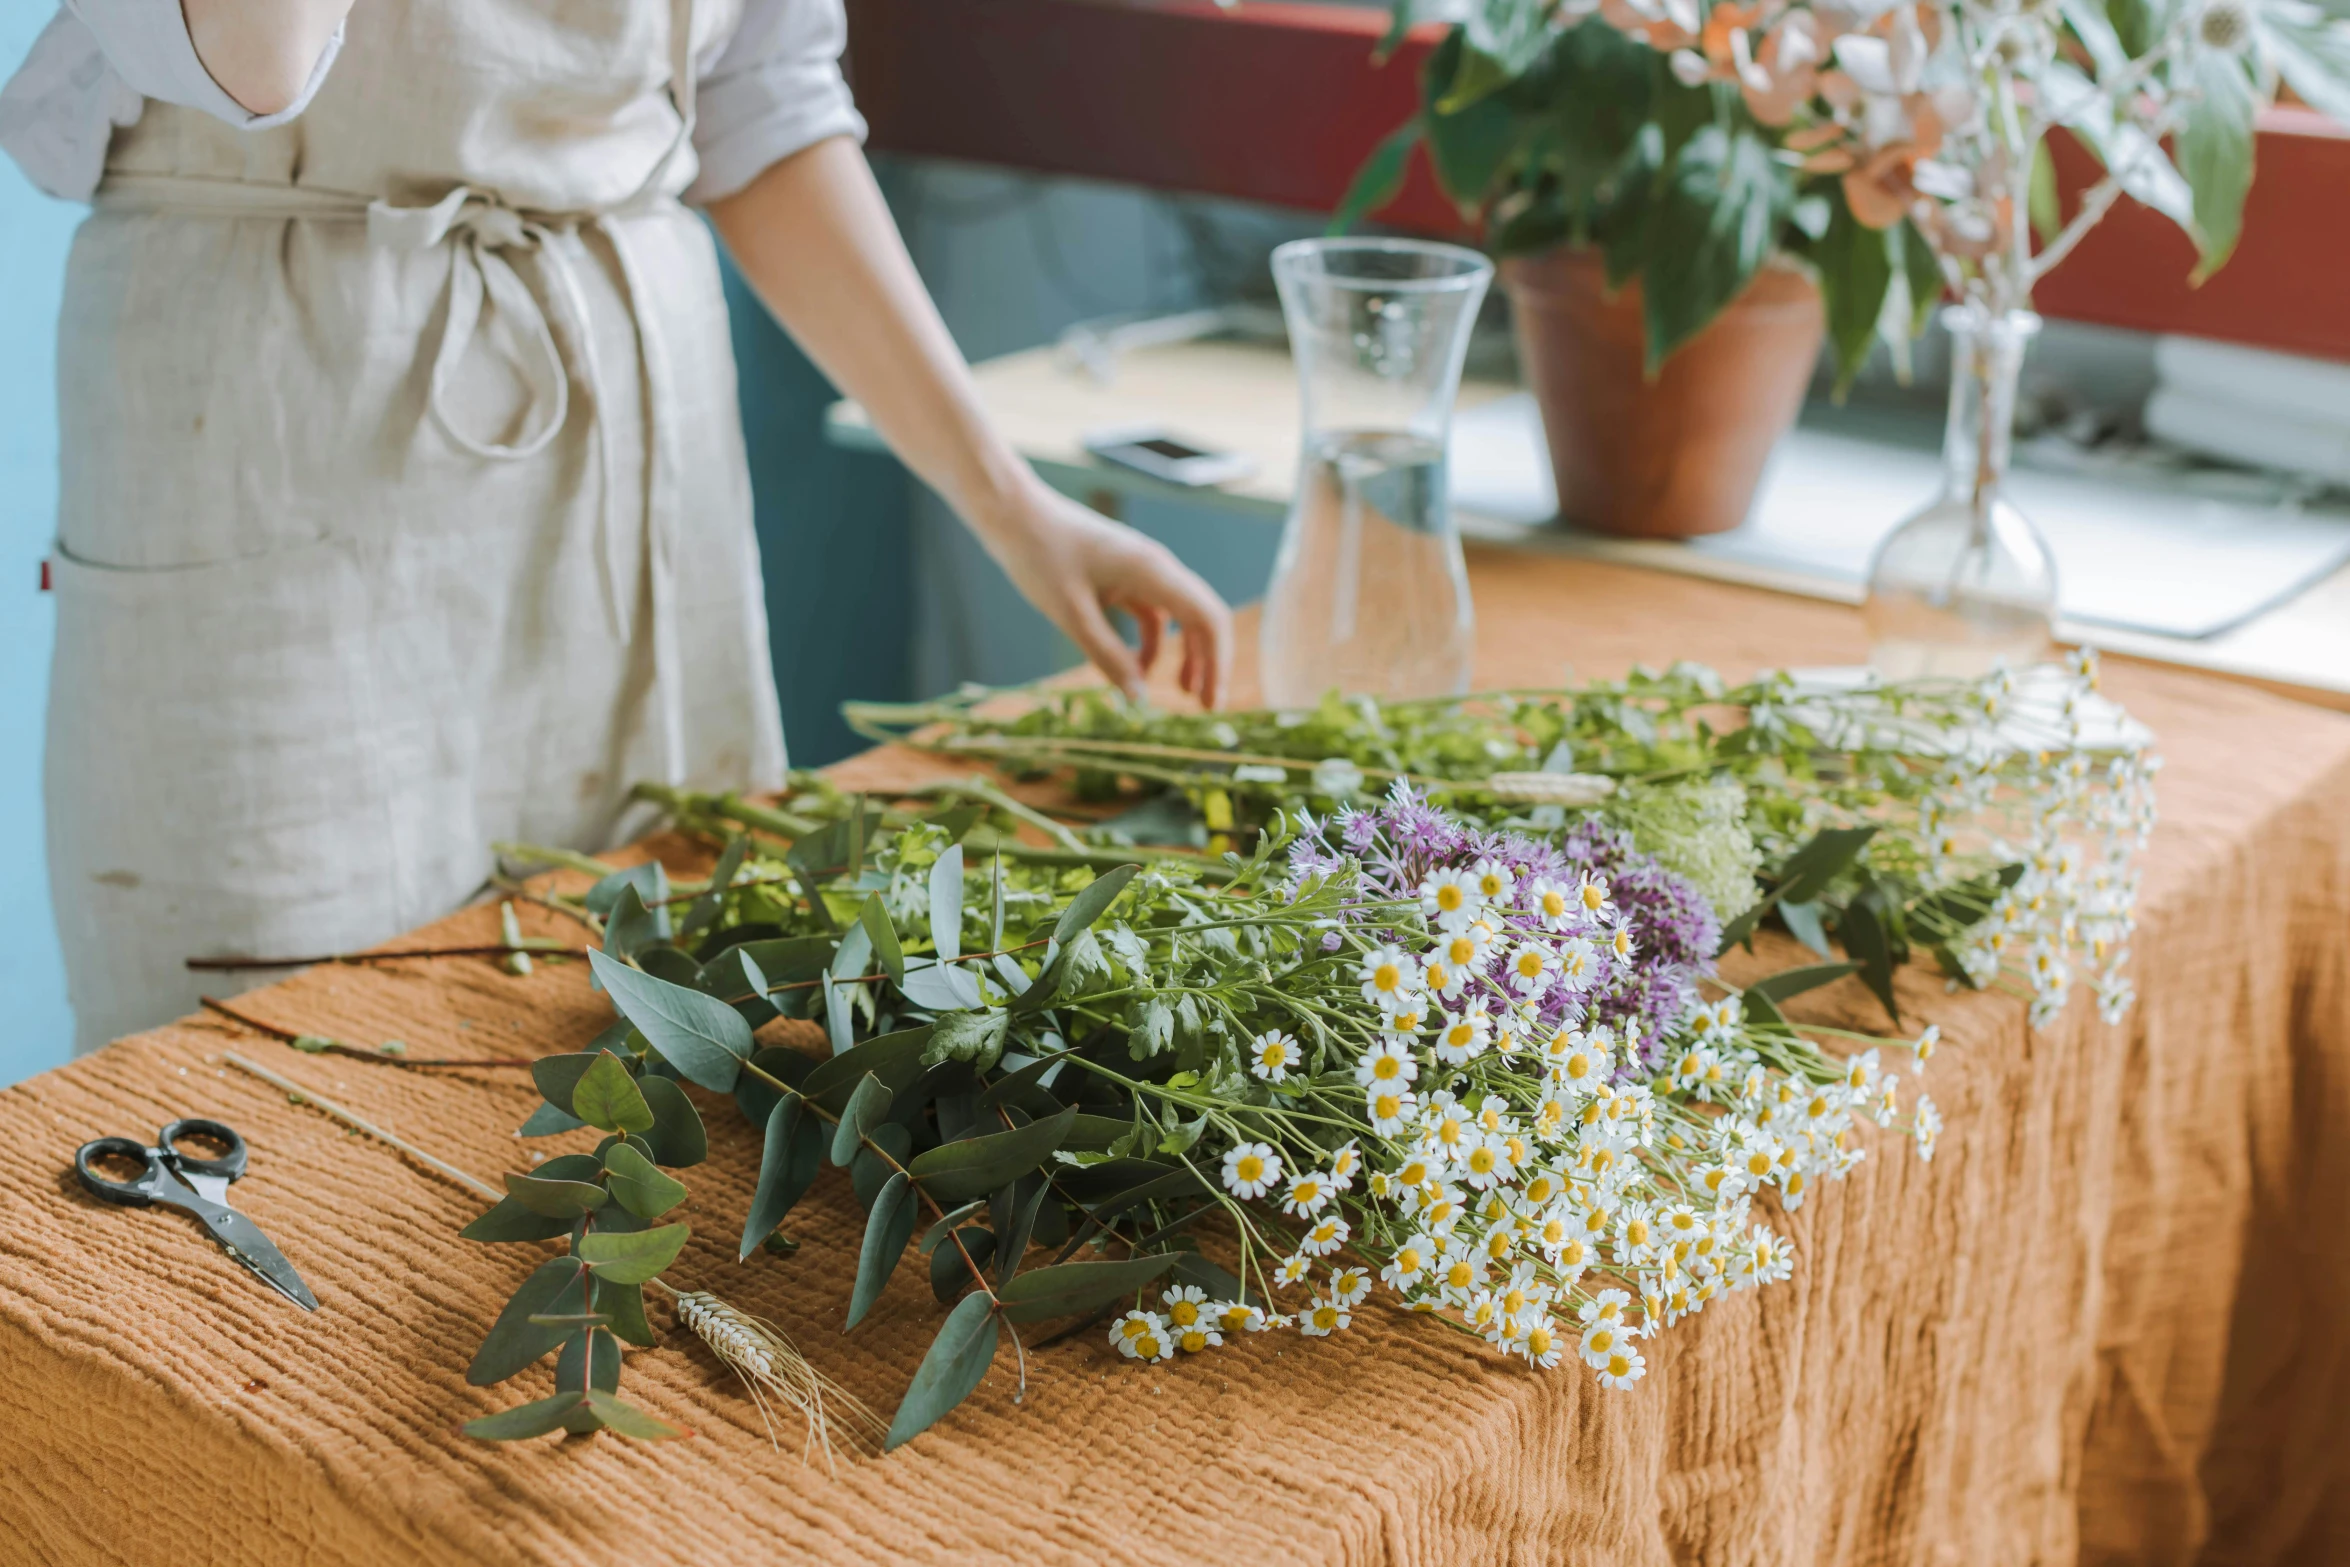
1338, 0, 2350, 544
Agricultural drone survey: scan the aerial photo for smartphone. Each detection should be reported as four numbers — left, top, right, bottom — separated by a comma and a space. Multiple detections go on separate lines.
1082, 428, 1258, 488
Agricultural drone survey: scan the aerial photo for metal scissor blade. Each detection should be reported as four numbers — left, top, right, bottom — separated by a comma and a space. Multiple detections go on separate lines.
191, 1201, 320, 1312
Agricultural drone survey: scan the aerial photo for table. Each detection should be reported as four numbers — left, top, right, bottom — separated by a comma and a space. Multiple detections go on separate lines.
826, 337, 2350, 714
5, 554, 2349, 1565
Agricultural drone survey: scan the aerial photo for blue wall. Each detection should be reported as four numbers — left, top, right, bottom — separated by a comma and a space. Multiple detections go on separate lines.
0, 5, 78, 1086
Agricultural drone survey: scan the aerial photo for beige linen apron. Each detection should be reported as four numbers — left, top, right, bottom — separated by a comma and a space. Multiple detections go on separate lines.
47, 0, 786, 1053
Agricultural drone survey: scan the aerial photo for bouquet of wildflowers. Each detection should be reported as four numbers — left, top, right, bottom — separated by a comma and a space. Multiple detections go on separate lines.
456, 662, 2152, 1447
1097, 783, 1896, 1385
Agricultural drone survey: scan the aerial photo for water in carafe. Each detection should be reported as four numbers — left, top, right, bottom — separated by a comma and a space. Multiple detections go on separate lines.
1259, 431, 1472, 709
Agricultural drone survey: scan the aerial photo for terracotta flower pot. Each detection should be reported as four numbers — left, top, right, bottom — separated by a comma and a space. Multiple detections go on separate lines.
1502, 248, 1824, 539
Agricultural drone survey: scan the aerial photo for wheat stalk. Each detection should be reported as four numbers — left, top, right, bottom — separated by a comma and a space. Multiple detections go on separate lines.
652, 1281, 884, 1469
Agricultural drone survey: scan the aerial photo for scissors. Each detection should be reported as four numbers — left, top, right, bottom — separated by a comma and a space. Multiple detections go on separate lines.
74, 1118, 319, 1312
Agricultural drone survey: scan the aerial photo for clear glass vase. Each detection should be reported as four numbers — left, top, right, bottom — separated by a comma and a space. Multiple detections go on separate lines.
1863, 305, 2059, 680
1259, 237, 1493, 709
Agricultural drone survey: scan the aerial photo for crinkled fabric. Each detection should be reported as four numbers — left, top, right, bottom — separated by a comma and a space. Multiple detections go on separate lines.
2, 555, 2346, 1565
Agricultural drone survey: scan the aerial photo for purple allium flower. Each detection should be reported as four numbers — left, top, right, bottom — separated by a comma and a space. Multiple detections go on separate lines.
1285, 786, 1716, 1073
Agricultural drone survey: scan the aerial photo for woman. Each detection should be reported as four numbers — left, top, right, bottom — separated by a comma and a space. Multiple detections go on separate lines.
2, 0, 1232, 1054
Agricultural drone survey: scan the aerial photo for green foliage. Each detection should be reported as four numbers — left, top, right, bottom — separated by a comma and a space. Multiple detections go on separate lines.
601, 1143, 688, 1219
886, 1293, 1001, 1451
1637, 121, 1794, 371
740, 1093, 822, 1261
906, 1108, 1079, 1206
848, 1172, 918, 1329
466, 996, 707, 1442
570, 1050, 655, 1136
2179, 50, 2258, 282
1809, 193, 1894, 394
996, 1255, 1180, 1324
588, 950, 752, 1093
576, 1224, 690, 1285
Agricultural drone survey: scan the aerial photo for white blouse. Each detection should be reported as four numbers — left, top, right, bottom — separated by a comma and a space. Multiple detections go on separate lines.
0, 0, 866, 205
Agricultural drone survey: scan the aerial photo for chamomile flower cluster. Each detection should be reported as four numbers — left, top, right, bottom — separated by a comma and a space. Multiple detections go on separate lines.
1095, 784, 1936, 1394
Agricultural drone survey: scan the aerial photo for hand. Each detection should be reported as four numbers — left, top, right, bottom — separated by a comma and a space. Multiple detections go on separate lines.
981, 479, 1233, 710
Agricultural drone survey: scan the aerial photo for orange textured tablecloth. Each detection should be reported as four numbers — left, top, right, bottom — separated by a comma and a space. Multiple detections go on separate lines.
3, 554, 2348, 1566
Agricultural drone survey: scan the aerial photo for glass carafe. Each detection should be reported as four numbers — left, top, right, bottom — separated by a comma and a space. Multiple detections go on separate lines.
1259, 238, 1493, 709
1864, 305, 2059, 679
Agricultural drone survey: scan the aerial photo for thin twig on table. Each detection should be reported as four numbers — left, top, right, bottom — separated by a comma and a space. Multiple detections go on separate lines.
222, 1051, 505, 1202
188, 942, 576, 972
199, 996, 535, 1069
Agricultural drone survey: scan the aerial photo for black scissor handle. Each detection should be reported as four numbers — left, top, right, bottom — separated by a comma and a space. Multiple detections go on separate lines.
75, 1138, 170, 1207
158, 1118, 248, 1183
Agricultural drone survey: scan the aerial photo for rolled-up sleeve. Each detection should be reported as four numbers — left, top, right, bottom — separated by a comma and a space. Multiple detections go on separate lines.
687, 0, 866, 206
63, 0, 341, 127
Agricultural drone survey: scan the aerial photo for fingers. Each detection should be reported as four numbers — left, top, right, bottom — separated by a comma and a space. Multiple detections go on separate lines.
1128, 600, 1165, 678
1065, 591, 1146, 702
1168, 577, 1232, 712
1109, 541, 1230, 711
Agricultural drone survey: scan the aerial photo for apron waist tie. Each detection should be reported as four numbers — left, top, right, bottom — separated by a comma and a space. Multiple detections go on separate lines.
91, 173, 688, 782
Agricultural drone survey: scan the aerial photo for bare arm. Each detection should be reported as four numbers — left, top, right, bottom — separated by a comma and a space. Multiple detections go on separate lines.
709, 136, 1232, 708
182, 0, 351, 117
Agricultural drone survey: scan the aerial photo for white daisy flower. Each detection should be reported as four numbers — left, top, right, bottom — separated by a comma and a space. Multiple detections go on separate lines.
1593, 1345, 1647, 1390
1579, 1287, 1634, 1326
1381, 1004, 1430, 1038
1463, 1289, 1505, 1339
1419, 868, 1483, 931
1299, 1214, 1349, 1256
1355, 1039, 1419, 1089
1299, 1296, 1351, 1337
1281, 1170, 1335, 1218
1526, 875, 1577, 932
1432, 1000, 1492, 1066
1112, 1309, 1172, 1362
1612, 1202, 1659, 1265
1670, 1044, 1716, 1094
1221, 1141, 1282, 1200
1329, 1266, 1373, 1308
1416, 1182, 1468, 1235
1159, 1284, 1209, 1330
1327, 1140, 1362, 1189
1419, 1092, 1474, 1161
1175, 1323, 1224, 1354
1380, 1234, 1437, 1292
1420, 954, 1468, 1002
1457, 1132, 1509, 1192
1249, 1029, 1300, 1082
1606, 923, 1638, 963
1437, 923, 1493, 975
1470, 857, 1518, 906
1274, 1253, 1312, 1287
1492, 1260, 1550, 1333
1520, 1313, 1566, 1369
1578, 1318, 1629, 1368
1366, 1085, 1416, 1135
1216, 1300, 1269, 1335
1434, 1240, 1487, 1304
1555, 938, 1602, 992
1913, 1094, 1943, 1162
1504, 941, 1557, 998
1359, 945, 1421, 1012
1392, 1152, 1440, 1192
1911, 1024, 1940, 1071
1575, 873, 1615, 921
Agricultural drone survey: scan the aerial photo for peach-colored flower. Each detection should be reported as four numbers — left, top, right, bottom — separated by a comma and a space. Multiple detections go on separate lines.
1843, 143, 1922, 228
1739, 11, 1823, 125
